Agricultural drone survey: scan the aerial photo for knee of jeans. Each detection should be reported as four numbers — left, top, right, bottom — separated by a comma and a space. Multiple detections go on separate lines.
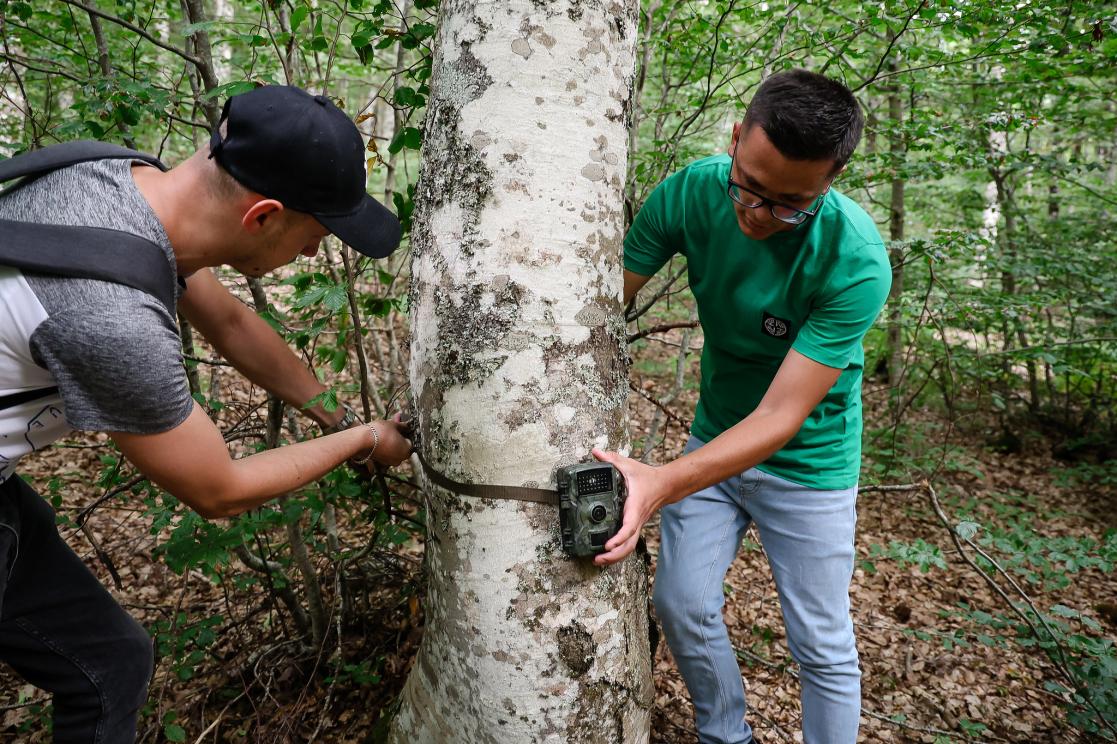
652, 580, 686, 633
789, 636, 859, 677
106, 619, 154, 708
653, 582, 721, 640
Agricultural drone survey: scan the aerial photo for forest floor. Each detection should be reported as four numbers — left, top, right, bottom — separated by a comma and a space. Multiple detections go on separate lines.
1, 323, 1114, 743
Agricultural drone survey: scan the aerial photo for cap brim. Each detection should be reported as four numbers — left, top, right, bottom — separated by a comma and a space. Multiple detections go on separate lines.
316, 194, 401, 259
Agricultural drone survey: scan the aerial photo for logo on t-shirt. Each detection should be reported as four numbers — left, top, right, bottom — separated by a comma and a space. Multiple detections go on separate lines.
762, 312, 792, 339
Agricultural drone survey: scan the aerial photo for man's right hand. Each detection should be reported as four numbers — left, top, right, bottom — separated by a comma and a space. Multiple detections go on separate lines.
366, 415, 412, 468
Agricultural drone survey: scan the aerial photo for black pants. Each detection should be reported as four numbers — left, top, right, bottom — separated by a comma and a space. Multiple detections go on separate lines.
0, 475, 152, 743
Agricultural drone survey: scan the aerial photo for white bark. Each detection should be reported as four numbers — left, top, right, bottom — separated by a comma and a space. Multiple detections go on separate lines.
391, 0, 652, 742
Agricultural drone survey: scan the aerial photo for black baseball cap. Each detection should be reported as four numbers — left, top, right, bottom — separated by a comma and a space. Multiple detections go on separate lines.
208, 85, 400, 259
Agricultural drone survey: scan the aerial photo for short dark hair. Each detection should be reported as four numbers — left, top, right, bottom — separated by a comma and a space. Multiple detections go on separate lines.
743, 69, 864, 172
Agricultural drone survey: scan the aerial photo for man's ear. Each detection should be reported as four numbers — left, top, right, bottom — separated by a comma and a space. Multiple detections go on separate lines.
241, 199, 284, 234
728, 121, 743, 156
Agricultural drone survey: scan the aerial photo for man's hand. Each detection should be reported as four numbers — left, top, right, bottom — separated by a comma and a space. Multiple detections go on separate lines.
366, 414, 412, 468
590, 448, 671, 567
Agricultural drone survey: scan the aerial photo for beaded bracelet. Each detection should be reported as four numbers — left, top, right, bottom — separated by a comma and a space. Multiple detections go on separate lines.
351, 422, 380, 465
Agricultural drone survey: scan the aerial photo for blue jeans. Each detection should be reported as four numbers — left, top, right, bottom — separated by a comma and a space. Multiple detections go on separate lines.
653, 436, 860, 744
0, 475, 153, 743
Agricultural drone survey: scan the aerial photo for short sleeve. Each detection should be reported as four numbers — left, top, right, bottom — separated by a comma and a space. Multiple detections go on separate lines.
624, 178, 680, 277
29, 294, 194, 434
792, 244, 892, 370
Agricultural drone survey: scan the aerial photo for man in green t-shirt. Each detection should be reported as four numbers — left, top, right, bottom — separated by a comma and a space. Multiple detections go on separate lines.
593, 70, 890, 743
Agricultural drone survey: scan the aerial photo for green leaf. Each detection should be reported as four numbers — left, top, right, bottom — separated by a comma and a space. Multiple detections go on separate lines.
304, 389, 339, 413
329, 346, 348, 373
323, 284, 350, 313
1049, 604, 1081, 619
404, 126, 422, 150
180, 20, 220, 36
955, 521, 981, 540
394, 86, 416, 107
10, 2, 33, 21
387, 128, 406, 154
291, 6, 309, 32
165, 724, 186, 742
202, 80, 258, 101
410, 22, 436, 40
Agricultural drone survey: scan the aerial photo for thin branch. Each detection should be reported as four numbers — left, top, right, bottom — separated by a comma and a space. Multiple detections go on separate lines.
57, 0, 204, 67
975, 336, 1117, 359
628, 380, 691, 430
627, 263, 689, 322
853, 0, 928, 92
627, 320, 699, 344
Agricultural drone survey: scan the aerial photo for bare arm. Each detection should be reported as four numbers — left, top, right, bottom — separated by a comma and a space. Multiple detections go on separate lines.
178, 268, 344, 429
593, 349, 842, 565
623, 269, 652, 306
111, 403, 410, 518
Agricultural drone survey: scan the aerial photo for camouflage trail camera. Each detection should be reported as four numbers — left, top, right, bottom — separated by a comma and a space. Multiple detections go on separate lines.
557, 463, 626, 558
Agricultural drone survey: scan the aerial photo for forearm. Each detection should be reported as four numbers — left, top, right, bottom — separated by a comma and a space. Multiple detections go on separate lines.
114, 405, 379, 519
658, 408, 799, 506
209, 307, 339, 428
213, 426, 373, 516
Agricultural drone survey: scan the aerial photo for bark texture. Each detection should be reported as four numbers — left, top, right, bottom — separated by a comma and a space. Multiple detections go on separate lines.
391, 0, 652, 742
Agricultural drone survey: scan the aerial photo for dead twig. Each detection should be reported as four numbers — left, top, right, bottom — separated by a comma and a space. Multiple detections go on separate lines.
627, 320, 700, 344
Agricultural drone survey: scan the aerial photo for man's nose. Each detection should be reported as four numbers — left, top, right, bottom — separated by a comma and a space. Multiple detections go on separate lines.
745, 202, 775, 221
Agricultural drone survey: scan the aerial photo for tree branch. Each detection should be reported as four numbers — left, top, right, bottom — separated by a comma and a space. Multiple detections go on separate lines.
57, 0, 204, 67
853, 0, 928, 92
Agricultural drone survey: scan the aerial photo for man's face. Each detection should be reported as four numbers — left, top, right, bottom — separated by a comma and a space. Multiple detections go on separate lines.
727, 122, 838, 241
234, 210, 329, 277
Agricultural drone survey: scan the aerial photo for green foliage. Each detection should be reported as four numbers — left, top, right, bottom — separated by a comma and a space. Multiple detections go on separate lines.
162, 710, 187, 743
868, 538, 948, 573
873, 498, 1117, 737
152, 613, 223, 682
325, 658, 383, 686
964, 602, 1117, 738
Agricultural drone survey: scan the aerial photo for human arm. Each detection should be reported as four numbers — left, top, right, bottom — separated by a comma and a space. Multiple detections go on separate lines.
623, 270, 652, 306
178, 268, 345, 430
110, 402, 411, 518
592, 349, 841, 565
597, 237, 892, 566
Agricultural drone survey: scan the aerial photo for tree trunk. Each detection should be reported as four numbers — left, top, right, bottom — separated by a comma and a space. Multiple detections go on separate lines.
181, 0, 221, 127
390, 0, 653, 741
886, 64, 906, 390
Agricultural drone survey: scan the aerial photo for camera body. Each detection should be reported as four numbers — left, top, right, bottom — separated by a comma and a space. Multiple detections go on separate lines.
557, 463, 625, 558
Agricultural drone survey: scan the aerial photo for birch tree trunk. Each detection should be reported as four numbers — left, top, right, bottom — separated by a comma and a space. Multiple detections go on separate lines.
390, 0, 653, 741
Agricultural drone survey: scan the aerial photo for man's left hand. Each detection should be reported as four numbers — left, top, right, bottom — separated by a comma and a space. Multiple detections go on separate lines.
590, 448, 670, 567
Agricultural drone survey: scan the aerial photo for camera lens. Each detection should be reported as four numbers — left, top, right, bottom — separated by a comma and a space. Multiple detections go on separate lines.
590, 504, 607, 523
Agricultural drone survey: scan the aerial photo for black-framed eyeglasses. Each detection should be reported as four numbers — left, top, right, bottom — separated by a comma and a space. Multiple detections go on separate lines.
727, 180, 828, 225
726, 140, 830, 225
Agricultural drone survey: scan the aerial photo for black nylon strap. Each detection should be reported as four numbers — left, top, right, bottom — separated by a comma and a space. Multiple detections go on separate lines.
0, 140, 176, 315
0, 140, 161, 183
415, 449, 559, 506
0, 221, 177, 314
0, 386, 59, 412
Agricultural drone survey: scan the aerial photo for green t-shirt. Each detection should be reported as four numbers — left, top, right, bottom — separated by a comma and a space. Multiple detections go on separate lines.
624, 154, 891, 489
